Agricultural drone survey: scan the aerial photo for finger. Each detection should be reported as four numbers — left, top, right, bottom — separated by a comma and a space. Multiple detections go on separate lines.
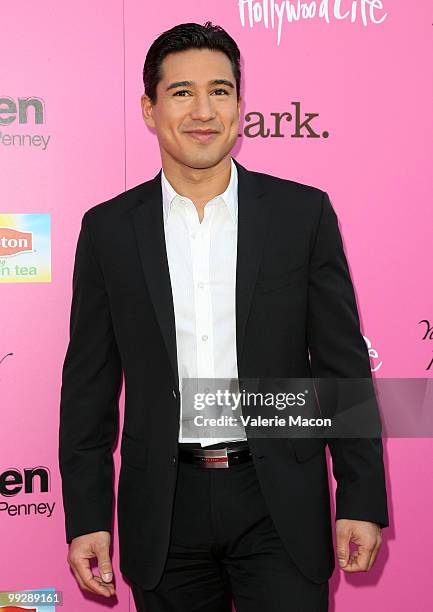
366, 534, 382, 571
95, 544, 114, 584
92, 575, 116, 596
68, 554, 93, 593
342, 537, 377, 572
341, 552, 362, 573
357, 535, 378, 571
336, 526, 351, 568
70, 564, 115, 597
70, 565, 91, 592
75, 556, 114, 597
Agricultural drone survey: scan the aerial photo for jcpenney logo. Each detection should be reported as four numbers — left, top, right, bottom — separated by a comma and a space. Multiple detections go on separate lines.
0, 466, 50, 496
0, 466, 55, 518
0, 96, 51, 150
0, 227, 33, 257
0, 96, 45, 125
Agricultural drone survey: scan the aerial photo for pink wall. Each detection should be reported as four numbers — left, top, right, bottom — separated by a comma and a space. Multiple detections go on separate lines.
1, 1, 432, 610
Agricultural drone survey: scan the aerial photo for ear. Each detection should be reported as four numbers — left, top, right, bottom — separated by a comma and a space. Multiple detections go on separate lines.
141, 94, 156, 128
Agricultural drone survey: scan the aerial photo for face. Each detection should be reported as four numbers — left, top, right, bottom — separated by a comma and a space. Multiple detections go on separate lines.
141, 48, 241, 170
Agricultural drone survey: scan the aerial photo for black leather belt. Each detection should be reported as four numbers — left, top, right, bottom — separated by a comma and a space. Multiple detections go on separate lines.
178, 442, 252, 468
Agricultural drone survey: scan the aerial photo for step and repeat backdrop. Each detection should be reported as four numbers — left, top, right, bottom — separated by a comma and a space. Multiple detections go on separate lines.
1, 1, 431, 611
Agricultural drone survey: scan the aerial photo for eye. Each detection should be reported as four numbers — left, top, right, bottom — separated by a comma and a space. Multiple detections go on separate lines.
172, 88, 230, 97
173, 90, 191, 97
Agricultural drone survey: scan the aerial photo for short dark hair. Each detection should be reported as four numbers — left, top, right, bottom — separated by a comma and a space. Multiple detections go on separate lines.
143, 21, 241, 104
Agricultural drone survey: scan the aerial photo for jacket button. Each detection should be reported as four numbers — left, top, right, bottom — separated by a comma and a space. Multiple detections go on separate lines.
172, 456, 177, 465
172, 389, 177, 399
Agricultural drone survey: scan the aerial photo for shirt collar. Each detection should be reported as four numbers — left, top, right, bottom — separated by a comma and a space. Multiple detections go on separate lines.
161, 157, 238, 225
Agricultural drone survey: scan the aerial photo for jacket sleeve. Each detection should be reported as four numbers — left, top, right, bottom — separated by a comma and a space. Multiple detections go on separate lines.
307, 191, 389, 528
58, 211, 122, 544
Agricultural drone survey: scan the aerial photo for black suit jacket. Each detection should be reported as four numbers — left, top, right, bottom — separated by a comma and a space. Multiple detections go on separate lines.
59, 157, 388, 588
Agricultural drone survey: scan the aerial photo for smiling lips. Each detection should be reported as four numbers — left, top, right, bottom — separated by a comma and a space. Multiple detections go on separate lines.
185, 129, 219, 142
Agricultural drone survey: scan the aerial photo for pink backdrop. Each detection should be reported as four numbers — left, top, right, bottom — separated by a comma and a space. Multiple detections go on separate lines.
1, 1, 432, 610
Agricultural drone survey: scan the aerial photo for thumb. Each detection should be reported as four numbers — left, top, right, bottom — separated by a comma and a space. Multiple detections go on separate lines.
336, 528, 350, 568
96, 547, 113, 582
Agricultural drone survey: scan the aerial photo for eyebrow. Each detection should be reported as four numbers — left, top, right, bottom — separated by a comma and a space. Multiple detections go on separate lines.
165, 79, 235, 92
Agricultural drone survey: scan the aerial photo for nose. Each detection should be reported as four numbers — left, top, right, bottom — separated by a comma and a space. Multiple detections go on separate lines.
189, 92, 217, 122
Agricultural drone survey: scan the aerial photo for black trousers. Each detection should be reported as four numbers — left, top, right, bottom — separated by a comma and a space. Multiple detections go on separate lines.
130, 447, 328, 612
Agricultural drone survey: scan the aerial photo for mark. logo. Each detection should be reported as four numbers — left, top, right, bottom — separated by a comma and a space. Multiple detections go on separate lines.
241, 101, 329, 139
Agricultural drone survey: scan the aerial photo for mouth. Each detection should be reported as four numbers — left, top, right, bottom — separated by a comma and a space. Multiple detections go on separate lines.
185, 130, 219, 142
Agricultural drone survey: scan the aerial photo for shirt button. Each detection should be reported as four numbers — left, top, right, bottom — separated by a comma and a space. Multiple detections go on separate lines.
191, 233, 196, 239
198, 282, 204, 289
201, 334, 208, 341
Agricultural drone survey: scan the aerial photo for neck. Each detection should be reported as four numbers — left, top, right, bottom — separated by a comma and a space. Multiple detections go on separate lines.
161, 154, 232, 204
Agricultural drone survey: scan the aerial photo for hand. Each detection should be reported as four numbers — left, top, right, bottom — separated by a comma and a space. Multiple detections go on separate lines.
67, 531, 116, 597
335, 519, 382, 572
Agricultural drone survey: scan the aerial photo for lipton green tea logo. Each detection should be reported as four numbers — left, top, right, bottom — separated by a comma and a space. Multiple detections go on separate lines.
0, 227, 33, 256
0, 214, 51, 283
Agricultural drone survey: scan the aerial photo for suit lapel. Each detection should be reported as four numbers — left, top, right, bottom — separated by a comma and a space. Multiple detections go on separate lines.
129, 158, 269, 389
233, 159, 268, 369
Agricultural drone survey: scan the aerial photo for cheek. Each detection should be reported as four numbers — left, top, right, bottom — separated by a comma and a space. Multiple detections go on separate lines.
157, 124, 180, 144
227, 121, 240, 142
217, 112, 233, 130
226, 114, 240, 133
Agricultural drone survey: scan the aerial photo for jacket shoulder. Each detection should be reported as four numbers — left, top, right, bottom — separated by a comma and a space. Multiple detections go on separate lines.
252, 166, 325, 201
82, 175, 158, 224
247, 166, 329, 226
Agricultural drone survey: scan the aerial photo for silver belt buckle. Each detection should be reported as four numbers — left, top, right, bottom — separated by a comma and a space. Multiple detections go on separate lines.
195, 448, 229, 468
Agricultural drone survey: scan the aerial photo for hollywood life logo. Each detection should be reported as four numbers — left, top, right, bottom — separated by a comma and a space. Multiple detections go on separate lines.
0, 214, 51, 283
240, 101, 329, 139
0, 465, 55, 519
419, 319, 433, 371
0, 96, 51, 151
238, 0, 388, 46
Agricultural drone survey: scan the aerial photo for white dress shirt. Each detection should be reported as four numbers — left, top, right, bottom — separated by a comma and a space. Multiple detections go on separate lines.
160, 157, 247, 447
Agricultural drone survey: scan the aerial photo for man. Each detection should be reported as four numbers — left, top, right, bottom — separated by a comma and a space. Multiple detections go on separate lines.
59, 21, 388, 612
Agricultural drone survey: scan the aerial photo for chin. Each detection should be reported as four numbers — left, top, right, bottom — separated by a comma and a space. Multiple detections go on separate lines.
185, 154, 222, 170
